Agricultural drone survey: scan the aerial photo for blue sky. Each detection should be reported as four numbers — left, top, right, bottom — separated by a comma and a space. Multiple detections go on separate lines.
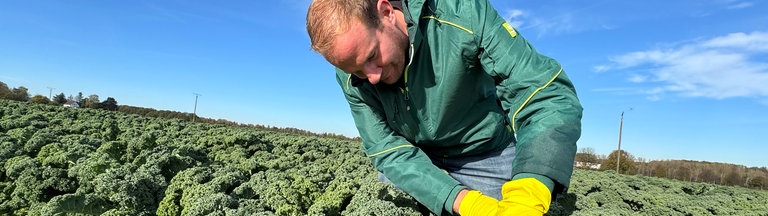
1, 0, 766, 168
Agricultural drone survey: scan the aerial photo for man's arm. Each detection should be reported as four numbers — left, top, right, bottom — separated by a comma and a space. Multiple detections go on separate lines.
335, 70, 466, 215
473, 0, 584, 196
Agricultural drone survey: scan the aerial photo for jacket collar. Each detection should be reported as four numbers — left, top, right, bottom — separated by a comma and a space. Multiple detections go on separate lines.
401, 0, 426, 50
389, 0, 426, 51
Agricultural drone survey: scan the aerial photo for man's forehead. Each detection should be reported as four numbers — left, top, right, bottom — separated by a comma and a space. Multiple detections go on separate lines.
327, 21, 371, 69
330, 38, 359, 66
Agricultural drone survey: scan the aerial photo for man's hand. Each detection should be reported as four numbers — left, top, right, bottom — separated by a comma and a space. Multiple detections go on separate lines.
497, 178, 552, 215
454, 189, 498, 216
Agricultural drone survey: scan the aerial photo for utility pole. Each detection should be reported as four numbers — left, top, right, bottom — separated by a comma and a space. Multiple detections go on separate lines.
47, 87, 55, 99
192, 93, 201, 122
616, 111, 624, 173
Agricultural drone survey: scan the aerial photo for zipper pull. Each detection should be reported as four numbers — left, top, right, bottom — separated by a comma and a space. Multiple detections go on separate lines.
405, 94, 410, 111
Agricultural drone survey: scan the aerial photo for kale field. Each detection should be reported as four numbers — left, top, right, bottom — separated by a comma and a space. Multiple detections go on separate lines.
1, 99, 767, 215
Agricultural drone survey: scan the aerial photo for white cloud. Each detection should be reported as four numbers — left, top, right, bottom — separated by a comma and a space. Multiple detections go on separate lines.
628, 74, 648, 83
503, 9, 525, 28
600, 24, 616, 30
599, 31, 768, 100
646, 95, 662, 101
506, 9, 525, 17
591, 87, 644, 95
726, 1, 754, 9
500, 8, 576, 38
713, 0, 755, 9
593, 65, 610, 72
701, 32, 768, 51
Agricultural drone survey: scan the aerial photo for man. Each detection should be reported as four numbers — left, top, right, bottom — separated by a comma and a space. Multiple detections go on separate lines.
306, 0, 582, 215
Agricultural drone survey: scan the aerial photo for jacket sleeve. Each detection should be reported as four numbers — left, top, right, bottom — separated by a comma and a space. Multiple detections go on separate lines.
472, 0, 584, 195
335, 69, 465, 215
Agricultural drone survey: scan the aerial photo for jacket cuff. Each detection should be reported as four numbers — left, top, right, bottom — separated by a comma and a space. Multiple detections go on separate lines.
443, 185, 466, 215
513, 173, 555, 194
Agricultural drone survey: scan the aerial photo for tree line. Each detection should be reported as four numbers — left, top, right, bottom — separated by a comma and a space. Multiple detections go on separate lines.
0, 82, 31, 102
117, 104, 357, 141
1, 80, 358, 141
1, 81, 118, 111
575, 148, 768, 190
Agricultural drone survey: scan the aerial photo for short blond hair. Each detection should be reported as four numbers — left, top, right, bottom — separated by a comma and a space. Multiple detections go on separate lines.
306, 0, 380, 56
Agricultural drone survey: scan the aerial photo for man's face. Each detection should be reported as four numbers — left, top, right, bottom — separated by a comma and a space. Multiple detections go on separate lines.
326, 16, 409, 85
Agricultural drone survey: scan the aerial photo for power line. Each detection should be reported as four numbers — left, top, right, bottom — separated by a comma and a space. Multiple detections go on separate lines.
46, 87, 55, 99
616, 108, 633, 174
192, 93, 201, 122
617, 111, 624, 173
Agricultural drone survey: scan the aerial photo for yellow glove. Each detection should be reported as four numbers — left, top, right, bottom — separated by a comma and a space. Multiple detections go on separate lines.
497, 178, 552, 215
459, 190, 499, 216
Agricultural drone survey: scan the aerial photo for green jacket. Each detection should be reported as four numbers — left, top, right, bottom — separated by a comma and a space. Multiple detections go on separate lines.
334, 0, 582, 214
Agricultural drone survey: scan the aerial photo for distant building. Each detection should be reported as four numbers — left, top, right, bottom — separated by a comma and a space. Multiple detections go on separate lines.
63, 100, 80, 108
574, 161, 601, 169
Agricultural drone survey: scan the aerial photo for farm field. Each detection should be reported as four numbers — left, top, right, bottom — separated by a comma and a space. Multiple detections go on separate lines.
1, 99, 767, 215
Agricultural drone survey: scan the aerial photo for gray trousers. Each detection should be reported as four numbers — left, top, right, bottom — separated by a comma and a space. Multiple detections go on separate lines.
378, 144, 516, 200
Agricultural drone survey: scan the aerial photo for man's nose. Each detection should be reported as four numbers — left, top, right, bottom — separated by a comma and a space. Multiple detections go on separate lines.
362, 63, 382, 84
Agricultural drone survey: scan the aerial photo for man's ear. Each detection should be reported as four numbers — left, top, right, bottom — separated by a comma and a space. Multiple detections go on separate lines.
377, 0, 395, 24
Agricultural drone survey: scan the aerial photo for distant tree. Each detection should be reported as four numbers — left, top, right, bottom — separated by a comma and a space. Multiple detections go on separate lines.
689, 163, 702, 182
116, 105, 196, 121
653, 163, 668, 178
675, 166, 691, 181
601, 150, 637, 175
715, 164, 732, 185
101, 97, 118, 111
30, 95, 51, 104
635, 157, 651, 176
83, 94, 101, 109
575, 147, 599, 164
75, 92, 84, 105
699, 169, 718, 184
0, 81, 10, 99
723, 169, 742, 186
746, 167, 768, 189
748, 176, 766, 189
597, 154, 608, 164
9, 86, 30, 101
52, 93, 67, 105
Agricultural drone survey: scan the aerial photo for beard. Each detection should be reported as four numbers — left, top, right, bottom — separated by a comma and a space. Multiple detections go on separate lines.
383, 25, 411, 85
